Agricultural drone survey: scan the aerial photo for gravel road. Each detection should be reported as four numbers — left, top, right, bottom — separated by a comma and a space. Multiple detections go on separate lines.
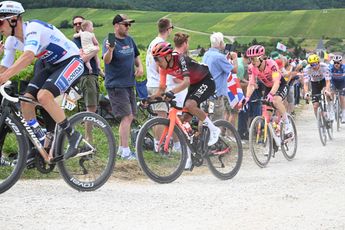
1, 105, 345, 230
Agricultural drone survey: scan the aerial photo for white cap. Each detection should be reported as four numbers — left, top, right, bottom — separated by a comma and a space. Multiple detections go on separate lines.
0, 1, 25, 15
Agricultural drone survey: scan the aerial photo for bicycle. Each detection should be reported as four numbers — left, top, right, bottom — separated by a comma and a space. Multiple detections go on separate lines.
0, 81, 116, 193
136, 97, 243, 183
248, 99, 298, 168
314, 93, 334, 145
333, 88, 345, 132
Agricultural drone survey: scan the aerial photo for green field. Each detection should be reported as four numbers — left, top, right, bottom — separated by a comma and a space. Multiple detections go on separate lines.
24, 8, 345, 50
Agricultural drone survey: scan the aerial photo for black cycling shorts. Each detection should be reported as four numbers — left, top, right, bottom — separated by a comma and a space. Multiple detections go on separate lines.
263, 77, 288, 100
184, 74, 215, 106
311, 79, 326, 103
25, 56, 84, 98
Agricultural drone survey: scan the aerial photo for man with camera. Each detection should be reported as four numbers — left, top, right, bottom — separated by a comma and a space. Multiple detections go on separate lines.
102, 14, 144, 160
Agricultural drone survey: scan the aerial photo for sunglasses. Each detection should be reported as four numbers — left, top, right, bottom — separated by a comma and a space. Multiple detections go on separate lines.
73, 22, 82, 26
334, 62, 341, 65
310, 63, 319, 67
168, 25, 174, 30
120, 23, 131, 28
0, 15, 16, 26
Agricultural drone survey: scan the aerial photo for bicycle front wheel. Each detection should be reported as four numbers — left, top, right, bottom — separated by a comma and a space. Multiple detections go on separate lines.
0, 114, 28, 194
56, 112, 116, 191
249, 116, 273, 168
335, 97, 341, 131
280, 114, 298, 160
136, 117, 187, 184
205, 119, 243, 180
317, 108, 327, 146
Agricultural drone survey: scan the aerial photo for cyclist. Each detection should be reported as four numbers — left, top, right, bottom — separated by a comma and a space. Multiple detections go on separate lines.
151, 41, 220, 146
329, 55, 345, 123
0, 1, 84, 159
244, 45, 293, 135
303, 54, 333, 119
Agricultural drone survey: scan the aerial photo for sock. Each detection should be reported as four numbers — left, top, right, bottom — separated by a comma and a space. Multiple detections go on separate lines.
122, 147, 130, 156
203, 117, 217, 131
58, 118, 73, 136
117, 146, 123, 155
282, 113, 289, 123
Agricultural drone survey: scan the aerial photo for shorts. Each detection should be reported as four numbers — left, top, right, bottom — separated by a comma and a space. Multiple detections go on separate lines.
147, 87, 169, 112
25, 56, 84, 98
311, 79, 326, 103
79, 74, 99, 107
263, 77, 288, 101
107, 87, 137, 118
331, 79, 345, 93
185, 75, 215, 106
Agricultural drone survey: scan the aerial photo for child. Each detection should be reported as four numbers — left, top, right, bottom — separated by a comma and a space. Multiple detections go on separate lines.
74, 20, 104, 76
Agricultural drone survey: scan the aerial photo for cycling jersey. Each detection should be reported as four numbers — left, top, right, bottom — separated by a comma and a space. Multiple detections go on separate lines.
159, 53, 210, 87
303, 63, 330, 83
248, 59, 281, 88
1, 36, 24, 68
24, 20, 79, 64
329, 64, 345, 80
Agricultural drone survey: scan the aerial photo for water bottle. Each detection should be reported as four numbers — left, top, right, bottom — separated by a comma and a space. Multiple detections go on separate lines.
27, 119, 46, 146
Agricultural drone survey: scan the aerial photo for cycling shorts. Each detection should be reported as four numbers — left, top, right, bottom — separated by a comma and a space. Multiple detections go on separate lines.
263, 77, 288, 100
311, 79, 326, 103
184, 74, 215, 106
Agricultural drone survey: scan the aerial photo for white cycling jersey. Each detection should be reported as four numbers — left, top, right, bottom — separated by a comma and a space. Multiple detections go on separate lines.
1, 36, 24, 68
24, 19, 79, 64
303, 62, 331, 83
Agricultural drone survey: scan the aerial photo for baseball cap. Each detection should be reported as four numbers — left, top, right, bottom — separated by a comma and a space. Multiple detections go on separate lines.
112, 14, 135, 25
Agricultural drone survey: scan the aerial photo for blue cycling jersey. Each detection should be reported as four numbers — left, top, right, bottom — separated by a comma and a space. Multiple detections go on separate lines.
329, 64, 345, 81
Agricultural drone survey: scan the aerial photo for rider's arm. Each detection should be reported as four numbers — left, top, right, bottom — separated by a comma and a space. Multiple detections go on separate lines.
171, 76, 190, 94
245, 65, 256, 100
269, 71, 281, 95
0, 51, 35, 82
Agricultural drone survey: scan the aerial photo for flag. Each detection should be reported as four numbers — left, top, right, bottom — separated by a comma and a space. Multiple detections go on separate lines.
227, 73, 244, 109
276, 42, 287, 52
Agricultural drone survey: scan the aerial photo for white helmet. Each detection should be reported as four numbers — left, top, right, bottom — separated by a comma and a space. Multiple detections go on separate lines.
0, 1, 25, 15
333, 55, 343, 62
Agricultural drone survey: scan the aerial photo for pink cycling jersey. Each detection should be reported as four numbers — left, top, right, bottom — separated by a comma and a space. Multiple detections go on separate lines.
248, 59, 281, 88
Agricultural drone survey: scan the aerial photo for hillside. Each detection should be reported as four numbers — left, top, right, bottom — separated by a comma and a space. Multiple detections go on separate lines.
24, 8, 345, 50
22, 0, 345, 12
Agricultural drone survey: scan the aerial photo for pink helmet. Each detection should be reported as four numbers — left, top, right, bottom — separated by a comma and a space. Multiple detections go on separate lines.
246, 45, 265, 57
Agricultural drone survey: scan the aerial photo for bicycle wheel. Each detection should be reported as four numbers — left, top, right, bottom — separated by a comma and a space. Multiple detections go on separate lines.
205, 119, 243, 180
327, 119, 334, 140
335, 97, 340, 131
280, 114, 298, 160
249, 116, 273, 168
56, 112, 116, 191
136, 117, 187, 183
317, 108, 327, 146
0, 114, 28, 194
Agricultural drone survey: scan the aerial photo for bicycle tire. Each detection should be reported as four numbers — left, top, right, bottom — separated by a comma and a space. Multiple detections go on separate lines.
317, 108, 327, 146
136, 117, 187, 184
0, 114, 28, 194
327, 119, 334, 140
280, 114, 298, 160
56, 112, 116, 191
335, 96, 340, 132
205, 119, 243, 180
249, 116, 273, 168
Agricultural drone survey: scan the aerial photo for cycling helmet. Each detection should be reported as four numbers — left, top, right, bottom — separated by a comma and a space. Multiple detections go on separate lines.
307, 54, 320, 64
333, 55, 343, 62
0, 1, 24, 15
152, 42, 173, 57
246, 45, 265, 57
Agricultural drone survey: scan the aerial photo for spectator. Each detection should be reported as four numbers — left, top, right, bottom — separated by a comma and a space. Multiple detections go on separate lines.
102, 14, 144, 160
73, 20, 104, 76
202, 32, 238, 122
72, 15, 100, 143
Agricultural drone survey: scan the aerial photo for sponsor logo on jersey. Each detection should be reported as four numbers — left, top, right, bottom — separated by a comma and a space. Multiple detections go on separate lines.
25, 40, 38, 46
55, 58, 84, 93
36, 43, 67, 63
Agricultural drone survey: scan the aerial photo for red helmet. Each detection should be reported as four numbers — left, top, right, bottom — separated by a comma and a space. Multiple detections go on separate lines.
246, 45, 265, 57
152, 42, 173, 57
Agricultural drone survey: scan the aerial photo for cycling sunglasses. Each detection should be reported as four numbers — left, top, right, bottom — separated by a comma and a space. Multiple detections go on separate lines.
0, 15, 16, 27
334, 61, 341, 65
310, 63, 319, 67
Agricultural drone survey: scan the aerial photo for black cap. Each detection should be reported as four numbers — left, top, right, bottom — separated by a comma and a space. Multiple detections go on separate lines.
112, 14, 135, 25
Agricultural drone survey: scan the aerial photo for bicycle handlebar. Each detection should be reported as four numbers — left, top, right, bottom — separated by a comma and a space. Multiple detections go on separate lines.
250, 98, 274, 107
0, 81, 19, 103
142, 95, 183, 116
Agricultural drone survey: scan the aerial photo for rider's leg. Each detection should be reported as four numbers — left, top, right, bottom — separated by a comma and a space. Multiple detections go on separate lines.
21, 93, 37, 121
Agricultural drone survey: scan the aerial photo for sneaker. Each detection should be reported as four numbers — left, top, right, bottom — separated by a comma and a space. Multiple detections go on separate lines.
64, 131, 83, 160
342, 113, 345, 123
184, 147, 192, 170
208, 127, 221, 146
121, 152, 136, 160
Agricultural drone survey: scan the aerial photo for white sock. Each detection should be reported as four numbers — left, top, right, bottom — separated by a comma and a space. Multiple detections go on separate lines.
122, 147, 130, 156
203, 117, 217, 131
117, 146, 123, 155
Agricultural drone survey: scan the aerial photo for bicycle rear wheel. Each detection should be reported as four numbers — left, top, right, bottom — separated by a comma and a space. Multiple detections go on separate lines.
136, 117, 187, 183
205, 119, 243, 180
56, 112, 116, 191
335, 96, 340, 131
317, 108, 327, 146
0, 114, 28, 194
249, 116, 273, 168
280, 114, 298, 160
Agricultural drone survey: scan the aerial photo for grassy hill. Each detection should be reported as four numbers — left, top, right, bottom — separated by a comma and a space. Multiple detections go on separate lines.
24, 8, 345, 50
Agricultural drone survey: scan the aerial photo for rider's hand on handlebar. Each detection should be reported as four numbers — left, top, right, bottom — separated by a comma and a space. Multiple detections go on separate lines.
265, 92, 274, 103
163, 90, 175, 101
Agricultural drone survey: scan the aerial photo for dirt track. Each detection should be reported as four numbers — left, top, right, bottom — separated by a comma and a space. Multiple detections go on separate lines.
1, 105, 345, 230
